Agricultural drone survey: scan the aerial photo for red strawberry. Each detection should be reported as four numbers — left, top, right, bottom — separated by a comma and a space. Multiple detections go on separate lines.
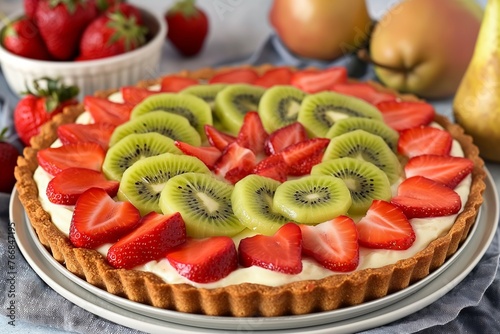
24, 0, 39, 20
391, 176, 462, 219
280, 138, 330, 176
107, 212, 187, 269
57, 122, 115, 150
239, 223, 302, 274
174, 141, 221, 169
35, 0, 98, 60
252, 154, 288, 183
398, 126, 453, 158
165, 0, 208, 57
0, 129, 20, 194
291, 67, 347, 93
376, 100, 435, 132
14, 78, 79, 146
160, 76, 199, 92
1, 17, 51, 60
254, 67, 293, 87
84, 95, 133, 126
94, 0, 124, 12
166, 236, 238, 283
120, 86, 159, 105
356, 200, 415, 250
69, 187, 141, 248
105, 2, 140, 21
37, 142, 106, 176
204, 124, 236, 150
404, 155, 474, 189
236, 111, 268, 155
299, 216, 359, 272
214, 142, 256, 184
264, 122, 308, 155
208, 68, 259, 85
46, 167, 119, 205
331, 83, 397, 105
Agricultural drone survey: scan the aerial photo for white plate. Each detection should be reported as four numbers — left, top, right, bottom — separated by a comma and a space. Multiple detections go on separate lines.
10, 170, 499, 333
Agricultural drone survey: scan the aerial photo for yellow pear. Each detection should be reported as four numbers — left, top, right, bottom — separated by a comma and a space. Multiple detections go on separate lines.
453, 0, 500, 162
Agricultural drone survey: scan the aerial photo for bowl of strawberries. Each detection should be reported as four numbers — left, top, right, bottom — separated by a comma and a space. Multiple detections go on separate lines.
0, 0, 166, 98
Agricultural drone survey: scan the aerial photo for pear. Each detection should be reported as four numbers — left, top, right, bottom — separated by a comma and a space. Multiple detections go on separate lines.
453, 0, 500, 162
369, 0, 482, 99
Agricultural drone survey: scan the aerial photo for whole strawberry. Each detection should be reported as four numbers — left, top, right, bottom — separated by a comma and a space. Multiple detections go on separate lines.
14, 78, 79, 146
1, 17, 51, 60
0, 129, 20, 194
35, 0, 98, 60
165, 0, 208, 57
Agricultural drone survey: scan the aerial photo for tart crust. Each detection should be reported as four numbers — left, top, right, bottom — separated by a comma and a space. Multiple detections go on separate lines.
14, 65, 486, 317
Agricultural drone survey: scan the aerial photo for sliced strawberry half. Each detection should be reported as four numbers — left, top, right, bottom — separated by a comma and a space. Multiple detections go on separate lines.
300, 216, 359, 272
280, 138, 330, 176
391, 176, 462, 219
264, 122, 308, 155
291, 67, 347, 93
57, 122, 115, 150
238, 223, 303, 274
174, 141, 221, 170
236, 111, 268, 155
252, 154, 288, 183
376, 100, 435, 132
404, 155, 474, 189
208, 68, 259, 84
46, 167, 119, 205
160, 75, 199, 92
204, 124, 237, 151
356, 200, 415, 250
254, 67, 293, 87
214, 142, 256, 184
120, 86, 159, 105
398, 126, 453, 158
330, 82, 397, 105
69, 187, 141, 249
166, 236, 238, 283
37, 142, 106, 176
107, 212, 187, 269
84, 96, 134, 126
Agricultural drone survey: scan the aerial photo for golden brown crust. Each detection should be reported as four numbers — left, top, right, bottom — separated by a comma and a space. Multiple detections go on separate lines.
14, 65, 486, 317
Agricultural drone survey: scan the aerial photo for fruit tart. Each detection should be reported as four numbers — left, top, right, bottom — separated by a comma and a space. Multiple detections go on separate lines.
14, 65, 486, 317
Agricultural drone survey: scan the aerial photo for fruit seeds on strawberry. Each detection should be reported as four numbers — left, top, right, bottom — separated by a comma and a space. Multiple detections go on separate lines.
236, 111, 269, 155
57, 122, 115, 150
264, 122, 308, 155
280, 137, 330, 176
0, 129, 20, 193
1, 17, 52, 60
213, 142, 256, 184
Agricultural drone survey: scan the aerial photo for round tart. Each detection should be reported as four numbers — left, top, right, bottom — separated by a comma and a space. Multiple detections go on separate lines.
15, 65, 486, 317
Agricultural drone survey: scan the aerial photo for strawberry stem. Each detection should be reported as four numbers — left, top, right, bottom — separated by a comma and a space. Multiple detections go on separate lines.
48, 0, 87, 14
23, 78, 79, 113
106, 10, 148, 51
169, 0, 199, 18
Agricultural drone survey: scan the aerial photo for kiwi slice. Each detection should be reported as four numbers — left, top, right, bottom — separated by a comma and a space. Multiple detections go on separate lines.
273, 175, 352, 225
231, 175, 289, 235
181, 84, 227, 110
109, 111, 201, 147
322, 129, 401, 184
258, 85, 307, 133
117, 153, 210, 215
102, 133, 181, 181
214, 84, 266, 134
159, 172, 245, 238
130, 93, 212, 139
311, 157, 392, 216
297, 91, 383, 138
326, 117, 399, 151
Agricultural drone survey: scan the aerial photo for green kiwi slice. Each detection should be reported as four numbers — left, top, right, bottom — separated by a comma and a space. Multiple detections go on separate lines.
214, 84, 266, 134
102, 133, 181, 181
258, 85, 307, 133
326, 117, 399, 151
181, 84, 227, 110
109, 111, 201, 147
130, 93, 212, 139
297, 91, 383, 137
311, 157, 392, 216
322, 129, 401, 184
231, 175, 289, 236
117, 153, 210, 215
273, 175, 352, 225
159, 172, 245, 238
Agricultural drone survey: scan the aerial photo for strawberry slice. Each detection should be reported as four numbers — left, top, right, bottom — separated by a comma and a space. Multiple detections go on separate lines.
37, 142, 106, 176
166, 236, 238, 283
238, 223, 303, 274
69, 187, 141, 248
291, 67, 347, 93
404, 155, 474, 189
299, 216, 359, 272
46, 167, 119, 205
204, 124, 237, 151
208, 68, 259, 84
254, 67, 293, 87
280, 138, 330, 176
57, 122, 115, 150
252, 154, 288, 183
120, 86, 159, 105
391, 176, 462, 219
376, 100, 435, 132
160, 75, 199, 92
398, 126, 453, 158
264, 122, 308, 155
236, 111, 268, 155
107, 212, 186, 269
214, 142, 256, 184
356, 200, 415, 250
330, 82, 397, 105
84, 95, 134, 126
174, 141, 221, 169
